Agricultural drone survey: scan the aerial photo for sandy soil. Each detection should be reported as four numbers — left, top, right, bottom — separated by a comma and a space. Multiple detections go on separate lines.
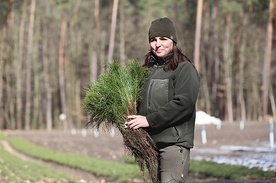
2, 122, 276, 183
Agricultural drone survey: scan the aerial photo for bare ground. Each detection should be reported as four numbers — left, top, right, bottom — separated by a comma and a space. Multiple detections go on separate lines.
2, 122, 276, 183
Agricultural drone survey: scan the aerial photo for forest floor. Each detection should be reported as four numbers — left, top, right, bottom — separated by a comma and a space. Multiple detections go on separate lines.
2, 121, 276, 183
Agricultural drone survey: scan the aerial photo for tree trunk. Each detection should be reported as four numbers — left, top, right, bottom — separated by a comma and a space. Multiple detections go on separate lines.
119, 0, 126, 63
107, 0, 119, 63
0, 0, 14, 129
238, 12, 247, 123
201, 2, 211, 114
25, 0, 36, 130
90, 0, 100, 82
6, 0, 15, 128
194, 0, 203, 72
39, 9, 53, 131
44, 31, 53, 131
75, 80, 82, 128
70, 0, 81, 28
5, 67, 16, 129
253, 39, 262, 120
0, 36, 4, 129
270, 84, 276, 117
3, 0, 13, 38
100, 30, 107, 73
262, 0, 274, 116
33, 47, 40, 129
211, 4, 221, 117
223, 13, 234, 123
58, 12, 68, 130
16, 0, 27, 129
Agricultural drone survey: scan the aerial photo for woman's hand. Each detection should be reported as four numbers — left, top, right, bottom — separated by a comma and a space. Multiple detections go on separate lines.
125, 115, 149, 130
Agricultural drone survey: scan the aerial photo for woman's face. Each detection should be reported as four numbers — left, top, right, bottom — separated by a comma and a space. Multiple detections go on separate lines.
150, 37, 173, 57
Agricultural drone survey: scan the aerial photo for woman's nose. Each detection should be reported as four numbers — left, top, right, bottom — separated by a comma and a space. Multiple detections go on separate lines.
156, 39, 161, 47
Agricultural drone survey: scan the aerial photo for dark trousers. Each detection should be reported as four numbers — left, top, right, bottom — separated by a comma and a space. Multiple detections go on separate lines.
158, 145, 190, 183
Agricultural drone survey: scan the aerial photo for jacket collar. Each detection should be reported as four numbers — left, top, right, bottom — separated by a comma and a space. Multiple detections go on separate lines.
149, 52, 173, 67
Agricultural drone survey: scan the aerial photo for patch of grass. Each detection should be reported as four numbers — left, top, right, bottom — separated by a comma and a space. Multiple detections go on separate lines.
190, 160, 276, 180
5, 135, 142, 183
1, 132, 275, 182
121, 156, 137, 165
0, 140, 74, 182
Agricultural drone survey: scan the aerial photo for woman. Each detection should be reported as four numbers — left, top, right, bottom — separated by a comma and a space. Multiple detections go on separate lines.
125, 17, 200, 183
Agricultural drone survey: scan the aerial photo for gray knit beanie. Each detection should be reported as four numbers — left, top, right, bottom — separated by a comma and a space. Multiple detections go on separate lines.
148, 17, 177, 43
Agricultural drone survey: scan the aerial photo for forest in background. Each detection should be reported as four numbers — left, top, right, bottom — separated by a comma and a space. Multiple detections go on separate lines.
0, 0, 275, 130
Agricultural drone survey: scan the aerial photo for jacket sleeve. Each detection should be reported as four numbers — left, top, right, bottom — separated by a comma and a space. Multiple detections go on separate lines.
146, 62, 200, 129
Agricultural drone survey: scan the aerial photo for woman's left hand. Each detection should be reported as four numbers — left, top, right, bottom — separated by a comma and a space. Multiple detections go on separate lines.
125, 115, 149, 130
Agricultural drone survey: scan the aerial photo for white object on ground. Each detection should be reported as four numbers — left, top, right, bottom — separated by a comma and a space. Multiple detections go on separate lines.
196, 110, 222, 129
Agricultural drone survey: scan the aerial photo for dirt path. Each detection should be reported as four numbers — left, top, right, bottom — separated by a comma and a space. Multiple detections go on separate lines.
1, 140, 105, 183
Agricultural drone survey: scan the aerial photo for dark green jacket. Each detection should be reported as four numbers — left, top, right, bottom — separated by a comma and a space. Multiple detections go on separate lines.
138, 61, 200, 149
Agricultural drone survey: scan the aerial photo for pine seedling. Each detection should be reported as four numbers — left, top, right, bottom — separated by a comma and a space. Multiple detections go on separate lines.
83, 60, 159, 183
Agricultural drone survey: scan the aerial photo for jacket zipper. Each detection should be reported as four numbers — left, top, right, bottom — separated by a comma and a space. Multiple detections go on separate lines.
147, 80, 154, 111
146, 66, 158, 114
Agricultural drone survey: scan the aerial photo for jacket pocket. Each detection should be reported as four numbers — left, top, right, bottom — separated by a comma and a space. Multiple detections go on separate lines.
147, 78, 169, 111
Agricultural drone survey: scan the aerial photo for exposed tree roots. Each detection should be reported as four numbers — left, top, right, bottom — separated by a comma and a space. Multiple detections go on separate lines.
121, 128, 159, 183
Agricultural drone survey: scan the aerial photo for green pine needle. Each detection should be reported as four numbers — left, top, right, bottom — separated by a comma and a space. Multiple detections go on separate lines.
83, 60, 148, 131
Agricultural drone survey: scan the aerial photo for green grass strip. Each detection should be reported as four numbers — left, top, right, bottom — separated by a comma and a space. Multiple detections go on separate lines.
0, 140, 74, 182
4, 135, 142, 183
1, 132, 275, 182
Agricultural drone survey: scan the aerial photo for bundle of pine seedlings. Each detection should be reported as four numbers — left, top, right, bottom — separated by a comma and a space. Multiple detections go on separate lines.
83, 60, 159, 183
